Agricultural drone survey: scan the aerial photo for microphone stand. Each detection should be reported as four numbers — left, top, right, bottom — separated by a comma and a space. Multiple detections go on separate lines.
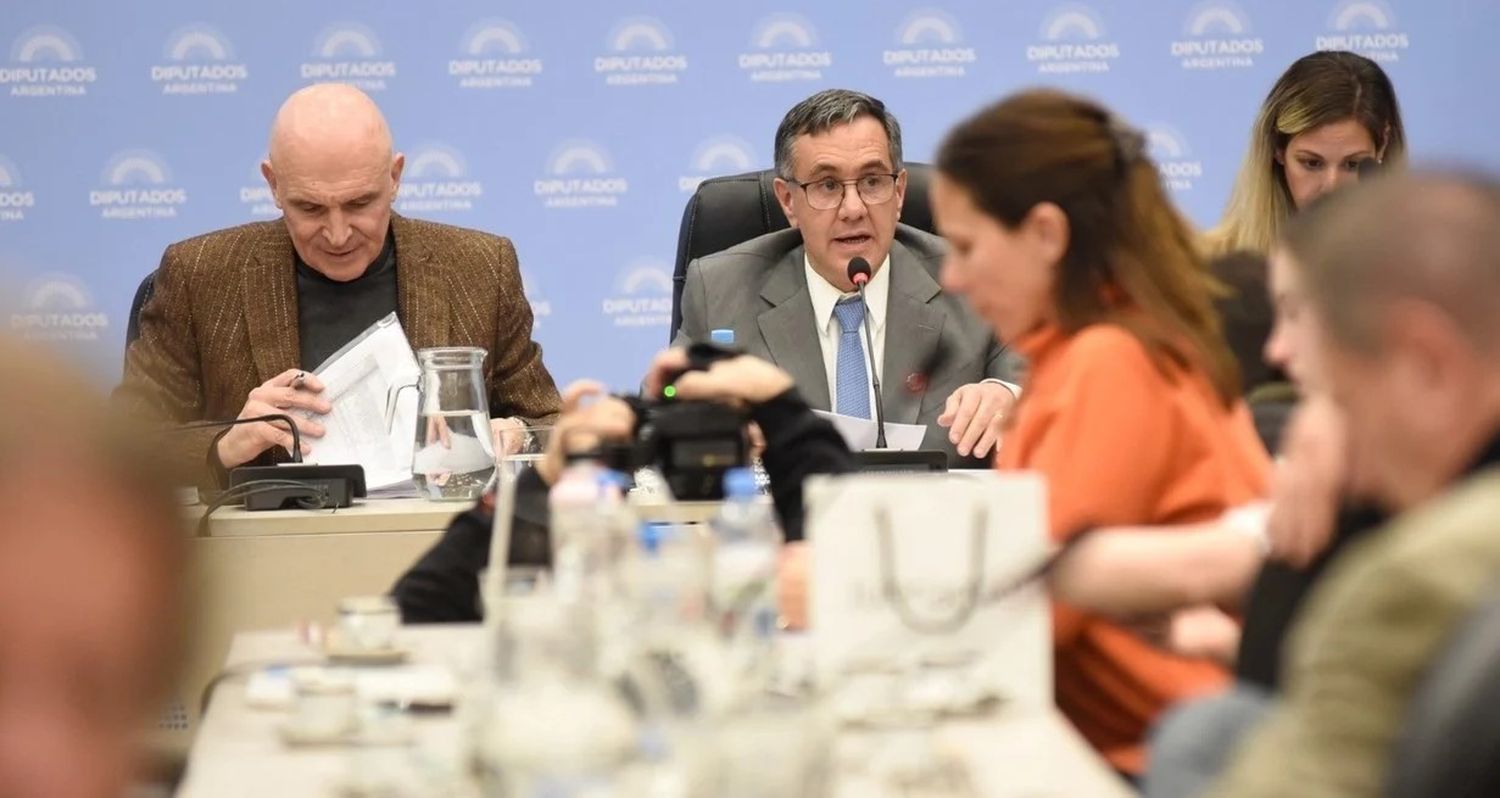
854, 280, 888, 449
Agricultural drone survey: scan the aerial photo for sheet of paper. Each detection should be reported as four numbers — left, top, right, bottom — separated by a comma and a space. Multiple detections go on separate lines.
367, 479, 421, 499
298, 313, 420, 490
812, 409, 929, 451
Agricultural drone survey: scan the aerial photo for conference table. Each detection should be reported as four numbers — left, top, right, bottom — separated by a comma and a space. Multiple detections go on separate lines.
173, 496, 739, 736
178, 624, 1136, 797
175, 498, 464, 736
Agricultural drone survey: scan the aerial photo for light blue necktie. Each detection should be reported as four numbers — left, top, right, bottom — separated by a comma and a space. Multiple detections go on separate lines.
833, 296, 871, 419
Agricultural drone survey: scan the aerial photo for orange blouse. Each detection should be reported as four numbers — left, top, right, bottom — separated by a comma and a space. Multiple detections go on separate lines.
996, 323, 1271, 774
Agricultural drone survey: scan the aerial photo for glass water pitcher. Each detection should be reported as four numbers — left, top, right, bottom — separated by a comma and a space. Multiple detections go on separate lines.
405, 346, 495, 500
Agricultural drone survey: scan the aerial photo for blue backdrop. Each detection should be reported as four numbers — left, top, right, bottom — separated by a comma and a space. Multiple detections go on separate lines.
3, 0, 1498, 391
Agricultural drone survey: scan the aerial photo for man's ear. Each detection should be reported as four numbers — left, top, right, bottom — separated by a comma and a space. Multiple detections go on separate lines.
389, 152, 405, 195
1386, 299, 1480, 440
894, 168, 908, 219
260, 160, 280, 208
773, 176, 799, 230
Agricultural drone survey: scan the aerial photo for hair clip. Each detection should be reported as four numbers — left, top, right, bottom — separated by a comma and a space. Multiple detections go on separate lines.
1106, 115, 1146, 174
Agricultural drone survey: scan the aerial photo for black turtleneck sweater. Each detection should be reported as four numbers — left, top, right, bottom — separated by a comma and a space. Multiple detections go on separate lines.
295, 232, 398, 370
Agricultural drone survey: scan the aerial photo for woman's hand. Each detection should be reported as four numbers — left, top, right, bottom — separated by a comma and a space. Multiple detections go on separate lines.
537, 380, 636, 485
643, 349, 794, 408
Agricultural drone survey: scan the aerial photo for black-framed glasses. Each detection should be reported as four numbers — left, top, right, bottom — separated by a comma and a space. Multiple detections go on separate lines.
793, 173, 900, 210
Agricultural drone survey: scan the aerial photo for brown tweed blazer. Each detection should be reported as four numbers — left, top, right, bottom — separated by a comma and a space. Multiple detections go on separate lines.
114, 214, 562, 478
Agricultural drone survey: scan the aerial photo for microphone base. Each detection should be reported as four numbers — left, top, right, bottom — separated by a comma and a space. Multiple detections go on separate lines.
853, 449, 948, 473
228, 464, 367, 511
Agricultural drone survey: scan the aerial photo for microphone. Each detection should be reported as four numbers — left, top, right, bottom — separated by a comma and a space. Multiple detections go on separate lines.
179, 413, 305, 463
846, 257, 888, 449
175, 414, 365, 512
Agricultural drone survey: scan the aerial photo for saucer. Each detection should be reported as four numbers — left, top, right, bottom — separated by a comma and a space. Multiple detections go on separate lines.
278, 719, 359, 747
278, 716, 416, 748
322, 631, 411, 665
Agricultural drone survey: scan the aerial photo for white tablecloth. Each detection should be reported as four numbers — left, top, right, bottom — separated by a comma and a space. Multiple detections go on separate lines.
178, 625, 1134, 798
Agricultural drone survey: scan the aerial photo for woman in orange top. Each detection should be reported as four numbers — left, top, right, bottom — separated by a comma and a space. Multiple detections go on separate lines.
929, 89, 1272, 776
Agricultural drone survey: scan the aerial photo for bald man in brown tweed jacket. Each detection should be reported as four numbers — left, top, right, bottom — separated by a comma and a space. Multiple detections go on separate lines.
115, 84, 560, 482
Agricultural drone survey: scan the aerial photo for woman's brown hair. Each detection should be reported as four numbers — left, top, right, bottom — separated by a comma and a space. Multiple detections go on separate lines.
937, 88, 1240, 405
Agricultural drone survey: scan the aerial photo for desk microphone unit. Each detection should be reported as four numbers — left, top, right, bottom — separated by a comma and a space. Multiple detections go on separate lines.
177, 414, 365, 512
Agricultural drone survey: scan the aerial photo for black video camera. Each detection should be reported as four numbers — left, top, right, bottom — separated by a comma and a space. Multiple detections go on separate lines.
595, 343, 750, 500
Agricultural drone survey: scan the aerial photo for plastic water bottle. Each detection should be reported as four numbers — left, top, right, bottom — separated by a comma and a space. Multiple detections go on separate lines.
548, 461, 624, 601
709, 468, 781, 679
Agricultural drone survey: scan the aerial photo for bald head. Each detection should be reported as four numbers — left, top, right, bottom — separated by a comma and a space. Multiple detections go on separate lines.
1284, 172, 1500, 355
261, 84, 403, 281
268, 83, 391, 169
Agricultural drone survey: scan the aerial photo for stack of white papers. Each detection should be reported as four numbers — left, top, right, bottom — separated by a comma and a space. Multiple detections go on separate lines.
299, 313, 420, 490
812, 409, 929, 451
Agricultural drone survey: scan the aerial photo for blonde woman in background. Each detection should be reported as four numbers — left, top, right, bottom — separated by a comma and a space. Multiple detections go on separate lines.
1205, 50, 1406, 257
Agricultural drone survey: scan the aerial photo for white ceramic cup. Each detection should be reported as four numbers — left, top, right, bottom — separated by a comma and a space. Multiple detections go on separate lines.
337, 595, 400, 652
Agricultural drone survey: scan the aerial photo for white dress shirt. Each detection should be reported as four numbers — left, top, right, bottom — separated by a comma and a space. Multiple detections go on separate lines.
804, 254, 890, 414
804, 254, 1019, 418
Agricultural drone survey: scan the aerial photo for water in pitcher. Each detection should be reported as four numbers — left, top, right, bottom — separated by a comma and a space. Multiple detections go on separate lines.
412, 409, 497, 500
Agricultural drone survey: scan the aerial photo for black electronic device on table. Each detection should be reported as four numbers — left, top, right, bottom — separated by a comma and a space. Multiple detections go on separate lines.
853, 450, 948, 473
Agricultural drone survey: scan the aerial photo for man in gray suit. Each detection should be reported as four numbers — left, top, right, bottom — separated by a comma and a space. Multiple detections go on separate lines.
675, 89, 1020, 464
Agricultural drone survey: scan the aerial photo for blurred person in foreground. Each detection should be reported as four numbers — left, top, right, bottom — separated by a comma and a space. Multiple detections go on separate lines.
1202, 172, 1500, 795
1046, 193, 1384, 671
0, 335, 188, 798
1047, 197, 1383, 797
922, 89, 1271, 777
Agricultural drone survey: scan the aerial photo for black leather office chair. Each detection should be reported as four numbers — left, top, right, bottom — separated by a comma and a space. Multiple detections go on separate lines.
125, 270, 156, 350
1385, 583, 1500, 798
670, 163, 936, 342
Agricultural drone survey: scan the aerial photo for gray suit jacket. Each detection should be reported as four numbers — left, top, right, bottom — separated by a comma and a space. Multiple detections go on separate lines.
674, 224, 1020, 465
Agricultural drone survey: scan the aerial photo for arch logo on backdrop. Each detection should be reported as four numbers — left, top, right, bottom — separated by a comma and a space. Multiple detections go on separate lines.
1027, 3, 1121, 74
398, 144, 483, 214
884, 9, 976, 79
595, 17, 688, 87
1147, 125, 1204, 194
739, 13, 832, 83
678, 136, 759, 193
603, 259, 673, 329
9, 272, 109, 343
450, 19, 542, 89
1171, 1, 1264, 71
535, 140, 628, 209
1317, 0, 1410, 62
301, 22, 396, 91
150, 24, 249, 94
89, 150, 188, 221
2, 25, 96, 97
0, 155, 36, 222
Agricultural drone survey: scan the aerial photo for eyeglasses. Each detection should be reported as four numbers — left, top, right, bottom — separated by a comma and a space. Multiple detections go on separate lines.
792, 173, 900, 211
